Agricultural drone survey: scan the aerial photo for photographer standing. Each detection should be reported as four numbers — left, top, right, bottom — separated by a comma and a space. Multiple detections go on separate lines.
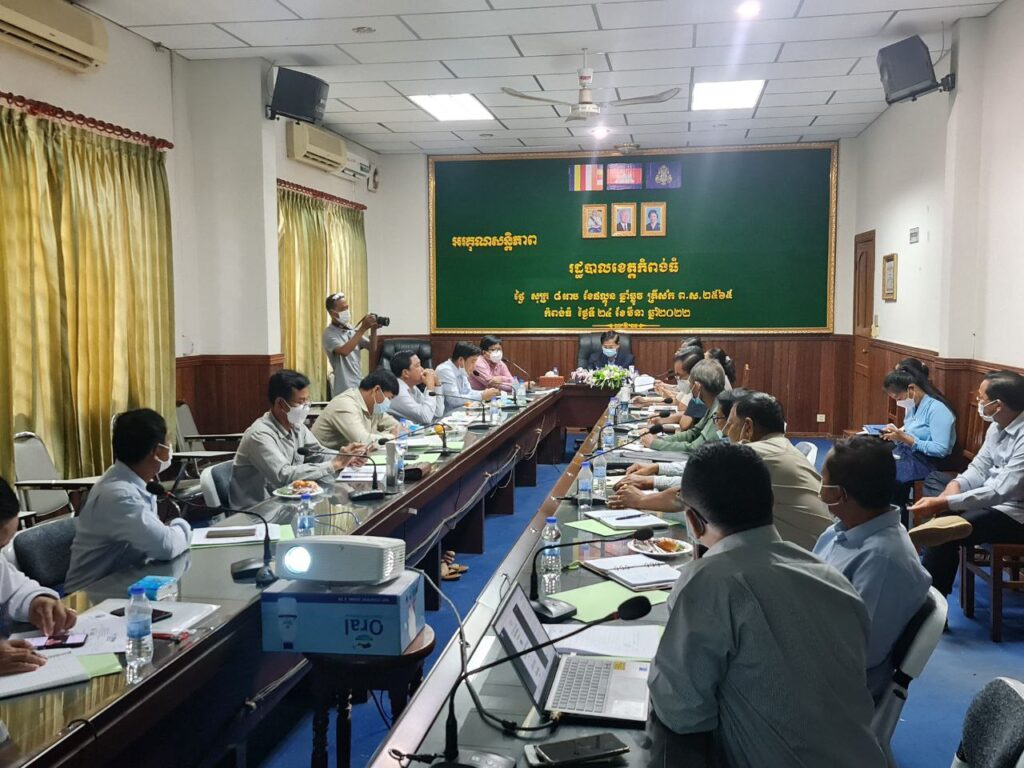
322, 291, 380, 397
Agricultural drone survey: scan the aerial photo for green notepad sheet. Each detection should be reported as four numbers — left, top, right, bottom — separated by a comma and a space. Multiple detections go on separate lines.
564, 519, 620, 537
79, 654, 122, 678
549, 580, 670, 623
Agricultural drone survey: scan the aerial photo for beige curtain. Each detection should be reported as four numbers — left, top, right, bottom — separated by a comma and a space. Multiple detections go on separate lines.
278, 187, 368, 401
0, 105, 175, 479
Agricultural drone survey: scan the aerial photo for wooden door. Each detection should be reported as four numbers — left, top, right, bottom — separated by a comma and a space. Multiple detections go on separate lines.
851, 231, 875, 428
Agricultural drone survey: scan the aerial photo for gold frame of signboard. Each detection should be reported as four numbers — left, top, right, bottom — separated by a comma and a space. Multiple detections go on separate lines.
581, 203, 607, 239
610, 202, 637, 237
640, 202, 666, 237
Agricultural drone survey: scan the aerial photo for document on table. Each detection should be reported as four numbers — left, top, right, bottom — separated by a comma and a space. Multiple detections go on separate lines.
583, 508, 670, 530
582, 554, 682, 590
0, 651, 89, 699
192, 524, 288, 547
90, 599, 218, 635
338, 466, 380, 481
565, 519, 621, 537
550, 581, 669, 623
546, 624, 664, 661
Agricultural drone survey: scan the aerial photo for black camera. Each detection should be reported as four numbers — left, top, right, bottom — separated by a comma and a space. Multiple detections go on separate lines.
374, 314, 391, 327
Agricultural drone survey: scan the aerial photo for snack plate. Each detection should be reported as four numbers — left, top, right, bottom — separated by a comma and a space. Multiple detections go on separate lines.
273, 485, 325, 499
628, 537, 692, 558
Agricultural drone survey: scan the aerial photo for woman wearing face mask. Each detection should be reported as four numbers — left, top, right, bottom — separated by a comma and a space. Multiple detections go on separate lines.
880, 367, 956, 516
585, 330, 634, 370
64, 409, 194, 594
471, 335, 515, 392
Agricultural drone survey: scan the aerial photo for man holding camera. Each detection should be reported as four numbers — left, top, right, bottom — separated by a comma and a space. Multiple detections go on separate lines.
322, 292, 388, 397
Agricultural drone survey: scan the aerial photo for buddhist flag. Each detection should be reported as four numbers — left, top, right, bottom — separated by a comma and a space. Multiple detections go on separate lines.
606, 163, 643, 190
569, 164, 604, 191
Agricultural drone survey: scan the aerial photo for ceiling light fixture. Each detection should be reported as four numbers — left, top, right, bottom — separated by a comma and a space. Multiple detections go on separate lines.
691, 80, 764, 110
352, 25, 376, 34
409, 93, 493, 121
590, 127, 610, 138
736, 1, 761, 19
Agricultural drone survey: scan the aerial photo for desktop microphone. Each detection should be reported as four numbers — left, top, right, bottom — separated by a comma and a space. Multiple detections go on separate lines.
431, 595, 652, 768
529, 527, 654, 621
613, 411, 671, 432
434, 423, 451, 457
297, 445, 384, 500
147, 484, 277, 586
505, 357, 531, 381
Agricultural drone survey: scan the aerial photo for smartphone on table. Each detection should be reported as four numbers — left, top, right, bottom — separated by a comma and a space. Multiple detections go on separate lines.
533, 733, 629, 766
28, 634, 88, 649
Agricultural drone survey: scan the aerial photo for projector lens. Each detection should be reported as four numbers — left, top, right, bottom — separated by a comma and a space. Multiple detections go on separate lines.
283, 546, 312, 574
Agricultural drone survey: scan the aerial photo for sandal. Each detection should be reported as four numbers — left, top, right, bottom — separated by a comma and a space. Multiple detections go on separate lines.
447, 562, 469, 574
441, 562, 461, 581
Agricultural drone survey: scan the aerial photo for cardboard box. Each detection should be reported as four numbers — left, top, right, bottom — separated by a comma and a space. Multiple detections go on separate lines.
261, 570, 424, 656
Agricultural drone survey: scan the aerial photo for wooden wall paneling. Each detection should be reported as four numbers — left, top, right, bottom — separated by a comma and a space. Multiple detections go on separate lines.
175, 355, 284, 434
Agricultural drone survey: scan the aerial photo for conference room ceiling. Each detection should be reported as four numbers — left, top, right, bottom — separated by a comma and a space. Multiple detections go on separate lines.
79, 0, 999, 155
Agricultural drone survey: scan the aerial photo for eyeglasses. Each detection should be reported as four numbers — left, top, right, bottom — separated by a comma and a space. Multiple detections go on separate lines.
711, 413, 727, 424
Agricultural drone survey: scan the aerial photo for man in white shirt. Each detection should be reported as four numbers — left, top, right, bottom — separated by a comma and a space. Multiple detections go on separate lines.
648, 441, 884, 768
388, 352, 444, 426
322, 292, 380, 396
0, 478, 77, 674
65, 409, 193, 594
435, 341, 499, 416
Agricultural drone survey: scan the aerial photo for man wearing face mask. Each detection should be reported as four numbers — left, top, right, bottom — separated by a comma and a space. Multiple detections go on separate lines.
909, 370, 1024, 597
65, 409, 193, 594
322, 292, 380, 397
584, 330, 634, 370
640, 359, 724, 451
648, 347, 706, 431
312, 369, 401, 450
647, 441, 885, 768
435, 341, 500, 416
814, 437, 931, 698
229, 370, 365, 508
471, 335, 515, 392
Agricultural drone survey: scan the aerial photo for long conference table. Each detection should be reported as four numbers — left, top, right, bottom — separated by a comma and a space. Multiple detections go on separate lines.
0, 385, 627, 768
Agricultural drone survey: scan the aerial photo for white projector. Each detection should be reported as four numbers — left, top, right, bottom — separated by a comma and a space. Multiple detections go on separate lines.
276, 535, 405, 585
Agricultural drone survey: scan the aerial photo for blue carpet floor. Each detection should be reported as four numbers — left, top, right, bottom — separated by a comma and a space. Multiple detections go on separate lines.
258, 441, 1024, 768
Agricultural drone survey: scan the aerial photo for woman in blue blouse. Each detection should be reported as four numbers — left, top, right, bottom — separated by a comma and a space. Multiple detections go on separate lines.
881, 365, 956, 515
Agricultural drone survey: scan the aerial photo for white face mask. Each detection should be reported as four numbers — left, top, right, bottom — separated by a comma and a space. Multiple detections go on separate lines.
335, 309, 351, 325
286, 401, 310, 426
819, 484, 843, 508
157, 443, 173, 473
488, 350, 503, 363
896, 398, 914, 411
677, 379, 691, 396
978, 400, 997, 423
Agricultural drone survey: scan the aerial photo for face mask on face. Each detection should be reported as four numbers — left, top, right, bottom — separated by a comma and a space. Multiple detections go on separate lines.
715, 429, 725, 440
157, 443, 173, 473
602, 347, 617, 359
488, 350, 503, 363
285, 401, 309, 426
335, 309, 351, 325
819, 484, 844, 508
677, 379, 691, 396
374, 393, 391, 416
896, 397, 914, 411
978, 399, 997, 423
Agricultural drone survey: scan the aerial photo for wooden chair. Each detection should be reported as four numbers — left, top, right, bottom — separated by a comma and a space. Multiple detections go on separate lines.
959, 544, 1024, 642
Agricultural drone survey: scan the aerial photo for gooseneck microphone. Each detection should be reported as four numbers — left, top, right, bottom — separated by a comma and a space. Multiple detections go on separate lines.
298, 445, 379, 491
148, 483, 277, 586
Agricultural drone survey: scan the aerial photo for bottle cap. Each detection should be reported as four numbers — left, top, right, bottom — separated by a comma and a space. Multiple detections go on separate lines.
129, 585, 145, 595
546, 516, 558, 524
582, 461, 590, 469
300, 493, 311, 501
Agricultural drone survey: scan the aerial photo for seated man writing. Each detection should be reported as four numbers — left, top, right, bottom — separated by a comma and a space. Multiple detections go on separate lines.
65, 409, 193, 593
909, 370, 1024, 599
435, 342, 499, 416
312, 368, 401, 449
388, 352, 445, 426
814, 436, 932, 698
648, 442, 884, 768
639, 359, 725, 453
230, 370, 365, 508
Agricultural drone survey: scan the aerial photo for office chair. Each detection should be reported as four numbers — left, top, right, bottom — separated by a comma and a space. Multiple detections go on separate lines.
175, 402, 242, 452
12, 432, 89, 525
199, 461, 234, 509
794, 441, 818, 467
12, 517, 76, 590
872, 587, 948, 767
377, 339, 432, 371
576, 332, 632, 369
950, 677, 1024, 767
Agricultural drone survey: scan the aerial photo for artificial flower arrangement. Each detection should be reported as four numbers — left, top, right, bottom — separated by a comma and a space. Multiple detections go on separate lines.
570, 364, 630, 391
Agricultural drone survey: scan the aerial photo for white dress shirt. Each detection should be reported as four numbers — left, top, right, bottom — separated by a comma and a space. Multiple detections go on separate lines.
435, 359, 484, 415
0, 554, 57, 624
649, 524, 885, 768
947, 411, 1024, 523
389, 378, 445, 425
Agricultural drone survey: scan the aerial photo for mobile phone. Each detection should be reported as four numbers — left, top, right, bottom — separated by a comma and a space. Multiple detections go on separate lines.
111, 607, 173, 623
28, 633, 87, 649
535, 733, 629, 765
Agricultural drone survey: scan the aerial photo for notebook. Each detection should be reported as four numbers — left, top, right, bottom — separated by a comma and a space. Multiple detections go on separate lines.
581, 554, 681, 590
582, 508, 670, 530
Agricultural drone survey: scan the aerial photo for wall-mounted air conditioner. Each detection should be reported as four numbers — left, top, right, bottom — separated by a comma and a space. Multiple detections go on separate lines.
0, 0, 108, 72
286, 121, 346, 173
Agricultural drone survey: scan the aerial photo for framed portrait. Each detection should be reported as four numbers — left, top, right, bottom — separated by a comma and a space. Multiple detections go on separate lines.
581, 204, 607, 238
611, 203, 637, 237
882, 253, 897, 301
640, 202, 666, 237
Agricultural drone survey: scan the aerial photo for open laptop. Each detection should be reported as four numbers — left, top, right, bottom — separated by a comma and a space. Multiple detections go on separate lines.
491, 585, 650, 722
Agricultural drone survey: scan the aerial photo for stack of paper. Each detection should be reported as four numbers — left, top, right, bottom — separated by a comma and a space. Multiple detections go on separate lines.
548, 581, 670, 623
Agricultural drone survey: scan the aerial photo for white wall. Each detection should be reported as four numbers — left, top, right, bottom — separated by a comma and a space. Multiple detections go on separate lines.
833, 139, 859, 336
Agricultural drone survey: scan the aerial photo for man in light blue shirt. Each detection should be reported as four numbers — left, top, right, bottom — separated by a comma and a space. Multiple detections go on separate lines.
911, 371, 1024, 595
815, 436, 931, 698
65, 409, 192, 594
434, 341, 499, 416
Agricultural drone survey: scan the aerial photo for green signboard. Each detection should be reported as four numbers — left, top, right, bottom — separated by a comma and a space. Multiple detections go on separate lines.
430, 144, 836, 334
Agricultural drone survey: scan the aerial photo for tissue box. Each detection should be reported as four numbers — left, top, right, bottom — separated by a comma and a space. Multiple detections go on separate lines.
261, 569, 424, 656
538, 375, 564, 388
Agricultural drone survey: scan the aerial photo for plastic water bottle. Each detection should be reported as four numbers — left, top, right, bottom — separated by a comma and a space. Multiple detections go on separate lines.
125, 585, 153, 681
396, 420, 410, 488
592, 451, 608, 499
577, 461, 593, 514
296, 493, 316, 537
618, 385, 631, 421
540, 517, 562, 595
602, 417, 615, 452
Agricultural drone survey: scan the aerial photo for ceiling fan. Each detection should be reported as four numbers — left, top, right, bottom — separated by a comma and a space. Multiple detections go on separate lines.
500, 48, 681, 121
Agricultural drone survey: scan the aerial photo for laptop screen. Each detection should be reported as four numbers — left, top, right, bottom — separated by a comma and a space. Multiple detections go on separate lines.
492, 585, 557, 708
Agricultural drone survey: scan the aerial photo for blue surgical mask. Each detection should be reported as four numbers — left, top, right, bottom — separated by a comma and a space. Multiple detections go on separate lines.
602, 347, 617, 358
374, 396, 391, 417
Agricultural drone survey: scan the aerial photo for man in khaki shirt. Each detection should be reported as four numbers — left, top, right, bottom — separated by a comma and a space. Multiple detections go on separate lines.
312, 368, 401, 450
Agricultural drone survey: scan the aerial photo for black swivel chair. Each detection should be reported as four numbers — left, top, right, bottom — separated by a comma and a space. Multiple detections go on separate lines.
576, 332, 633, 369
378, 339, 433, 371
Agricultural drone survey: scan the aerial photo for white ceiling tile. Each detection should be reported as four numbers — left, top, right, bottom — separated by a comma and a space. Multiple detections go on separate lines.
799, 0, 993, 16
469, 145, 574, 154
324, 100, 355, 113
446, 54, 610, 79
685, 129, 750, 145
560, 99, 691, 116
694, 59, 858, 83
538, 68, 690, 91
756, 101, 886, 118
516, 137, 593, 148
623, 123, 690, 135
360, 141, 422, 152
798, 125, 865, 136
347, 131, 460, 143
323, 109, 434, 124
486, 105, 561, 119
514, 26, 693, 57
178, 45, 359, 65
610, 44, 780, 71
279, 0, 489, 17
887, 3, 998, 33
500, 114, 628, 130
403, 6, 596, 39
219, 17, 414, 46
628, 109, 755, 125
621, 112, 692, 127
596, 0, 801, 29
759, 91, 833, 106
736, 136, 801, 144
328, 122, 396, 135
389, 76, 540, 96
454, 128, 573, 140
625, 132, 689, 144
747, 126, 814, 138
778, 32, 943, 62
764, 73, 883, 93
829, 88, 886, 104
383, 120, 504, 132
327, 82, 405, 98
412, 140, 476, 149
129, 24, 248, 49
615, 86, 689, 100
566, 125, 636, 137
302, 62, 454, 83
811, 114, 878, 126
79, 0, 297, 25
340, 36, 518, 64
697, 13, 891, 47
690, 116, 815, 130
336, 96, 417, 110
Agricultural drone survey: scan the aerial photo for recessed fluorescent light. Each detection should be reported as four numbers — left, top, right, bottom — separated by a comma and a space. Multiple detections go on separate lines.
736, 1, 761, 19
590, 126, 610, 138
409, 93, 492, 121
691, 80, 765, 110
